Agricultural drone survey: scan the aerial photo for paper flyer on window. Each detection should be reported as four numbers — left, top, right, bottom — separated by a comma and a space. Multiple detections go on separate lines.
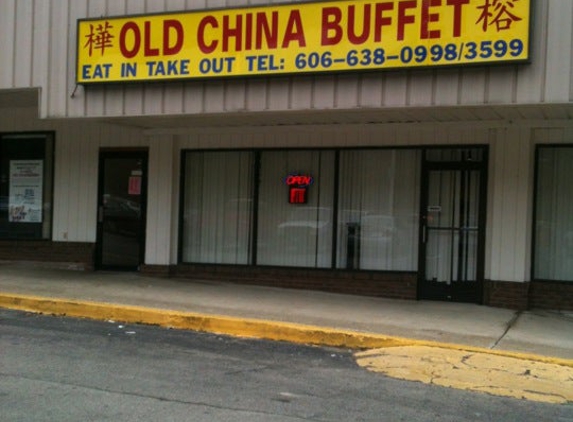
9, 160, 43, 223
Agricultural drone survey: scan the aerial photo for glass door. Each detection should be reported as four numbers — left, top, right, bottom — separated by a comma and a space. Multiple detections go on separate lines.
96, 151, 148, 270
419, 149, 487, 303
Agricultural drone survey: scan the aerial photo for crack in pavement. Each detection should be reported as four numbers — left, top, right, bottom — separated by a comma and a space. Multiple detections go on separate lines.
490, 311, 522, 350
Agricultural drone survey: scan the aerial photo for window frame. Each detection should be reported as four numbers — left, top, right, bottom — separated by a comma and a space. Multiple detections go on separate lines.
178, 146, 430, 272
179, 148, 339, 266
532, 144, 573, 282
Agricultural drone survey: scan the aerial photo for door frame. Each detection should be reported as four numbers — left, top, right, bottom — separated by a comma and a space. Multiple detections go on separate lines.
95, 149, 148, 271
417, 147, 488, 304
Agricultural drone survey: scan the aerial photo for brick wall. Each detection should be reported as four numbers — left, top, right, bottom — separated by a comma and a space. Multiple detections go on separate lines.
483, 280, 530, 310
0, 241, 95, 270
140, 264, 173, 277
483, 280, 573, 311
169, 264, 417, 300
529, 280, 573, 311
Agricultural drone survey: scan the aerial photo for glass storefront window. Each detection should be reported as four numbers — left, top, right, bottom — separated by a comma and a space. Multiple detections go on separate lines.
534, 146, 573, 281
181, 148, 420, 272
181, 151, 255, 264
0, 133, 54, 240
337, 150, 420, 271
256, 150, 335, 268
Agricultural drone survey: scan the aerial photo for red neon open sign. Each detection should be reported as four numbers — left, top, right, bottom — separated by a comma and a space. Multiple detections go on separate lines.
285, 173, 313, 204
285, 174, 313, 186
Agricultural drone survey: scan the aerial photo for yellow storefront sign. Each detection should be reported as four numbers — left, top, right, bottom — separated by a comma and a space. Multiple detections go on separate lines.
76, 0, 531, 83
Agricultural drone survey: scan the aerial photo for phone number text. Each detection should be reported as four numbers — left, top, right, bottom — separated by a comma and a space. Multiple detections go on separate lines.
294, 39, 525, 70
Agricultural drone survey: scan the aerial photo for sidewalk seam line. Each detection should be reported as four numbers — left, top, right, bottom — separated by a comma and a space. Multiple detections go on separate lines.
490, 310, 521, 350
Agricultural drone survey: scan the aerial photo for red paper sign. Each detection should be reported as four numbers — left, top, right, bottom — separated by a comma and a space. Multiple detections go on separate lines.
128, 176, 141, 195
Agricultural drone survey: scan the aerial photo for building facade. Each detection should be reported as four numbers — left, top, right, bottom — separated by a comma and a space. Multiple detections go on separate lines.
0, 0, 572, 310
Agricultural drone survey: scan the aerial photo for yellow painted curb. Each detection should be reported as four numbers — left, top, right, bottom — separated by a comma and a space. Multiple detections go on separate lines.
1, 292, 572, 369
356, 345, 573, 404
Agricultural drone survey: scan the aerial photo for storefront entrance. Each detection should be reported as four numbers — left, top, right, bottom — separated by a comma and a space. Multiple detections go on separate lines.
418, 148, 488, 304
96, 151, 148, 270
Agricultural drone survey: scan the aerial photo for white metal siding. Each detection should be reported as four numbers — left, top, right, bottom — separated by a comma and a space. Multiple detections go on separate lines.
0, 0, 16, 88
2, 1, 573, 118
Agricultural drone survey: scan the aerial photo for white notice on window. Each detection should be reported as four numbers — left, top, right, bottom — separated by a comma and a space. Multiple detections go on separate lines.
9, 160, 43, 223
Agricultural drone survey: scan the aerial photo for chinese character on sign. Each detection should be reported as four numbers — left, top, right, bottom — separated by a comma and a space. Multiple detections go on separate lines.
84, 21, 114, 56
476, 0, 523, 32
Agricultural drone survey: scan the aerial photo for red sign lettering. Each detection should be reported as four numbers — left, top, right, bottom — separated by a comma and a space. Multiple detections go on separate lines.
198, 16, 218, 54
449, 0, 470, 37
421, 0, 441, 39
320, 0, 471, 47
197, 10, 306, 54
397, 1, 417, 41
119, 19, 184, 58
285, 175, 313, 186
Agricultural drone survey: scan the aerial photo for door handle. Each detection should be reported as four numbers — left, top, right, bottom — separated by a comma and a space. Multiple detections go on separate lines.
421, 215, 428, 244
98, 206, 104, 223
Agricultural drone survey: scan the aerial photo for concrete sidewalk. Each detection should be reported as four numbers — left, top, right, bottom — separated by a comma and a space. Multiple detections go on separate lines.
0, 262, 572, 363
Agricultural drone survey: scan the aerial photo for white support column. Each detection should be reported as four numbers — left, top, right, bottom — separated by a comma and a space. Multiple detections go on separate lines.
487, 126, 533, 283
145, 134, 177, 266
